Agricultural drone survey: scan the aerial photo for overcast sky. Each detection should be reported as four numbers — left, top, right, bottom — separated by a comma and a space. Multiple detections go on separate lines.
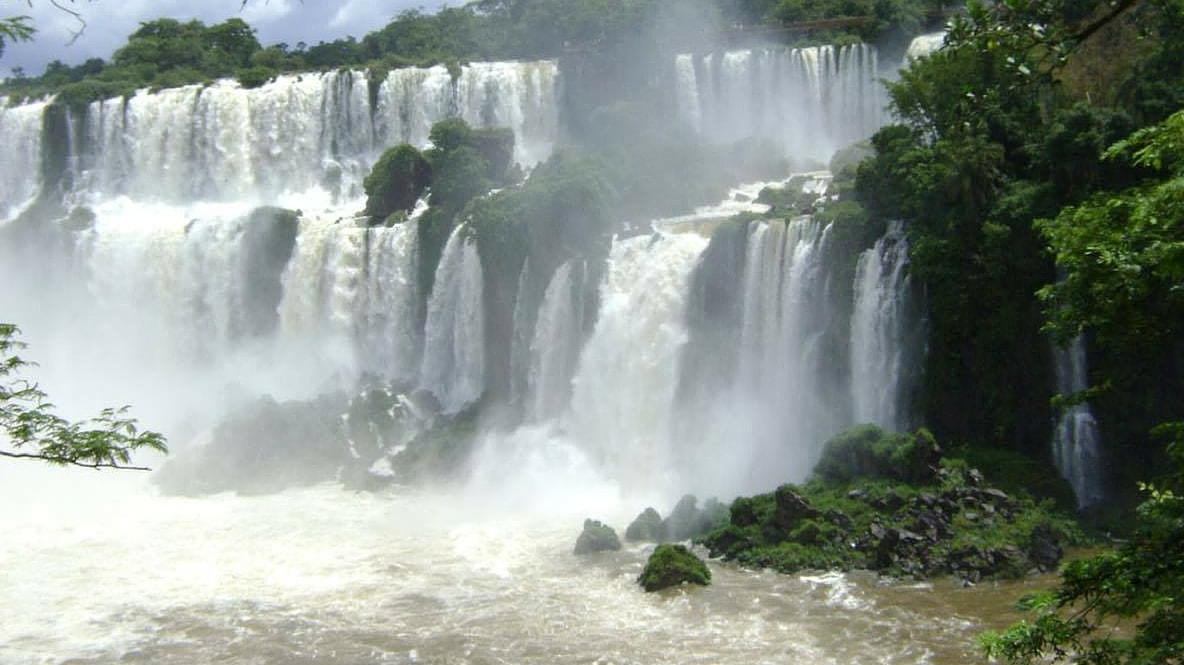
3, 0, 451, 76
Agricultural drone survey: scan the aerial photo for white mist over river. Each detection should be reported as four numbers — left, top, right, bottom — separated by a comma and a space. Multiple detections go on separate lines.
0, 464, 1046, 665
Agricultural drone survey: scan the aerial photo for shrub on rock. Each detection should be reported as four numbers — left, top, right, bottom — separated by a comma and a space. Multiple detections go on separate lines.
814, 425, 942, 485
638, 543, 711, 592
363, 143, 432, 222
574, 519, 622, 555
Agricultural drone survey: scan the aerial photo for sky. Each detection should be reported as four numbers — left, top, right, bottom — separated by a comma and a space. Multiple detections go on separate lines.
2, 0, 452, 76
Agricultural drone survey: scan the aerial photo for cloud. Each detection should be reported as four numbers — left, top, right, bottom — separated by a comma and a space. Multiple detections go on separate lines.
1, 0, 441, 76
239, 0, 296, 24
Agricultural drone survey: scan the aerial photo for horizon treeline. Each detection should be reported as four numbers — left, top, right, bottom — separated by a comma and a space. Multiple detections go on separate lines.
0, 0, 946, 105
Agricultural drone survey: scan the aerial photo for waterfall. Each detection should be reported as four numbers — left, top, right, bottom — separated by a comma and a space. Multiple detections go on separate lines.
357, 222, 422, 385
904, 32, 946, 61
850, 223, 914, 431
59, 62, 557, 209
508, 258, 534, 407
0, 60, 557, 423
526, 260, 584, 422
419, 225, 485, 413
673, 215, 922, 498
730, 217, 843, 487
0, 98, 49, 222
373, 60, 560, 168
675, 45, 883, 163
563, 232, 709, 491
1052, 337, 1104, 508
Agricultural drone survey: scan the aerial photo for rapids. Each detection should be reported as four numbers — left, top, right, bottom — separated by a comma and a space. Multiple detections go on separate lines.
0, 464, 1051, 665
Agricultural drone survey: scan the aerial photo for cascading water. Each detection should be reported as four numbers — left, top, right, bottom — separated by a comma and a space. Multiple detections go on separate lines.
0, 97, 48, 222
526, 260, 585, 422
904, 32, 947, 60
850, 222, 917, 432
675, 45, 883, 163
358, 222, 422, 385
68, 63, 557, 207
0, 60, 557, 427
668, 208, 924, 500
1052, 337, 1104, 508
419, 225, 486, 414
681, 217, 848, 496
374, 61, 559, 168
561, 232, 709, 492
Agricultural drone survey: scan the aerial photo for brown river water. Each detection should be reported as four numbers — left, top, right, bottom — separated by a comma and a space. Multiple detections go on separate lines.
0, 465, 1053, 665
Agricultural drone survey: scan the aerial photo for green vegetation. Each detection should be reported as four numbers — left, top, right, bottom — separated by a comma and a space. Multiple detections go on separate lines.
638, 543, 712, 592
981, 428, 1184, 664
363, 144, 433, 223
700, 426, 1082, 581
0, 324, 166, 470
846, 0, 1184, 489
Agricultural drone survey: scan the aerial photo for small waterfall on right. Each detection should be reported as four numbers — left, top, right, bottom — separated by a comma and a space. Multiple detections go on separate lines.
1052, 336, 1104, 508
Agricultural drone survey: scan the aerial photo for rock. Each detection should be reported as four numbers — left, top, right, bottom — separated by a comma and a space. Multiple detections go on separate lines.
638, 544, 711, 592
573, 519, 622, 555
1026, 523, 1063, 571
663, 494, 717, 541
825, 508, 853, 531
983, 488, 1010, 502
625, 507, 664, 542
773, 485, 819, 530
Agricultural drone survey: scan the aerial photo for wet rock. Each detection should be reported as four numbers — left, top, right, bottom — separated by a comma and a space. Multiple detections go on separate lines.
662, 495, 721, 541
573, 519, 622, 555
825, 508, 853, 531
1026, 523, 1064, 571
638, 544, 711, 592
773, 485, 819, 530
625, 507, 663, 542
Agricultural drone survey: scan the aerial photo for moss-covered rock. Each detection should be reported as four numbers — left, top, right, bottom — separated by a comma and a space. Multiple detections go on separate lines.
573, 519, 622, 555
625, 507, 663, 542
638, 544, 711, 592
698, 426, 1084, 582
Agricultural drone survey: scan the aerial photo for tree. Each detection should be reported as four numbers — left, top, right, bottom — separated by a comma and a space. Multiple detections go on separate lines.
0, 324, 166, 470
980, 426, 1184, 664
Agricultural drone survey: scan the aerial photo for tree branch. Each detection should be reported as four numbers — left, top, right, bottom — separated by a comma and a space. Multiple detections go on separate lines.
43, 0, 87, 46
0, 448, 153, 471
1072, 0, 1140, 47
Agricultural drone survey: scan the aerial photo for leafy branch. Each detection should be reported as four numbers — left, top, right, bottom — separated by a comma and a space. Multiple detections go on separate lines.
0, 324, 166, 471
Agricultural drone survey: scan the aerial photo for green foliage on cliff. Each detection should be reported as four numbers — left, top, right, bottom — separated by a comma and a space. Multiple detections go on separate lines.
363, 144, 433, 222
845, 0, 1184, 480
